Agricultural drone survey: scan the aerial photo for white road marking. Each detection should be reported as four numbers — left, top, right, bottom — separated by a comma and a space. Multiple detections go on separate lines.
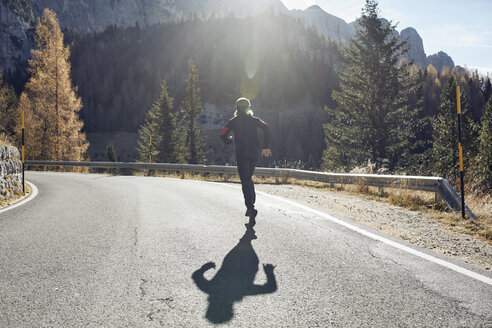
214, 182, 492, 286
0, 182, 38, 214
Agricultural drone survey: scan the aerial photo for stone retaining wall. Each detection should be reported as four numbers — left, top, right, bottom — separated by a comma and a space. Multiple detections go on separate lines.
0, 146, 23, 201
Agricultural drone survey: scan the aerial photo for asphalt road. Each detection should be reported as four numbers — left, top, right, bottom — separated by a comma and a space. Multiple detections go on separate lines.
0, 171, 491, 327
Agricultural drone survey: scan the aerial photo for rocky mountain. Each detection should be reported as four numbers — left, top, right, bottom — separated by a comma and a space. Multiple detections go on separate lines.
27, 0, 287, 31
400, 27, 427, 67
290, 5, 351, 44
280, 5, 455, 71
428, 51, 455, 72
1, 0, 454, 77
1, 0, 288, 73
0, 0, 34, 73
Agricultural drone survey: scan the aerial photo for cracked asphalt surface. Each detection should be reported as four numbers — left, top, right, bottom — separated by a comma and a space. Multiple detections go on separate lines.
0, 172, 491, 327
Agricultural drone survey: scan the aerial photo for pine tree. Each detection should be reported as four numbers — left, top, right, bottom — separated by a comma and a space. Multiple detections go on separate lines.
483, 77, 491, 102
156, 80, 184, 163
181, 58, 205, 164
0, 71, 19, 138
136, 80, 184, 163
17, 9, 88, 161
136, 99, 162, 163
431, 76, 477, 181
322, 0, 422, 171
473, 96, 492, 192
466, 71, 485, 121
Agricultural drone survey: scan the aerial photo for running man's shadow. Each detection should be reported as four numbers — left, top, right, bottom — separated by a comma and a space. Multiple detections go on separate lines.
192, 226, 277, 324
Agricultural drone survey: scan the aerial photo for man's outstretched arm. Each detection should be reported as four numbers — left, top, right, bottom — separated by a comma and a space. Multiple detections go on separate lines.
192, 262, 215, 294
258, 119, 271, 157
247, 264, 277, 295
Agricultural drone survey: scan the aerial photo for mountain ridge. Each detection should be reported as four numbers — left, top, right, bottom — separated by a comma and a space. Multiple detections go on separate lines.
1, 0, 454, 75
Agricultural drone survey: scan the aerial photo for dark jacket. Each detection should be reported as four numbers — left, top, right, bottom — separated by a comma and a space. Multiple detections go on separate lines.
220, 114, 270, 161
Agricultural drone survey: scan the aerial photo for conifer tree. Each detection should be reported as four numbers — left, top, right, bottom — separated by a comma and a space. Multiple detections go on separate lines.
181, 58, 205, 164
17, 9, 88, 161
473, 96, 492, 192
156, 80, 184, 163
136, 97, 162, 163
322, 0, 422, 171
483, 77, 491, 102
0, 71, 18, 138
136, 80, 184, 163
431, 76, 477, 181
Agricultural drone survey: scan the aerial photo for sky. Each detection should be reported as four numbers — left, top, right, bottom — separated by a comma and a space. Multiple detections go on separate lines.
281, 0, 492, 77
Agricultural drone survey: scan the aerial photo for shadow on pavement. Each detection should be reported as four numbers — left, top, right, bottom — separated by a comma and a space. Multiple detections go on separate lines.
192, 226, 277, 324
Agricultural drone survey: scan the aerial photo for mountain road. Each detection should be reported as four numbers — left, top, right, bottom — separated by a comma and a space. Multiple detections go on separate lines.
0, 172, 491, 327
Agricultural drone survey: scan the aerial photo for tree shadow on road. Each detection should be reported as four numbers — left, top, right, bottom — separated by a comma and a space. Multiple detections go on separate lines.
192, 226, 277, 324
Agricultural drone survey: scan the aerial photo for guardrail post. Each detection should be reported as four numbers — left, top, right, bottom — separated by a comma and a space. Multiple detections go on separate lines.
434, 190, 442, 204
378, 186, 384, 197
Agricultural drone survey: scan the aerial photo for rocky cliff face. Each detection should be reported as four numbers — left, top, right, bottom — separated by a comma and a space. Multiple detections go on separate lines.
33, 0, 286, 28
400, 28, 454, 71
428, 51, 455, 72
401, 27, 427, 67
0, 0, 454, 76
27, 0, 287, 33
291, 5, 351, 43
0, 1, 34, 72
0, 0, 288, 73
0, 145, 23, 201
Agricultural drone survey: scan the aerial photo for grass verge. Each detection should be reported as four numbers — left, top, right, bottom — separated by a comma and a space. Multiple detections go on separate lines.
0, 183, 31, 209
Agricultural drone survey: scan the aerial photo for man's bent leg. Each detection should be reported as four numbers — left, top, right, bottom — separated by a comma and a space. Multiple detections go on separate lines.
237, 159, 255, 211
249, 161, 257, 207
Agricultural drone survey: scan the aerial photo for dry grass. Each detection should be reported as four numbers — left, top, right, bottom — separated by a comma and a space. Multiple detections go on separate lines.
27, 165, 90, 173
0, 184, 31, 209
439, 195, 492, 243
0, 140, 13, 147
382, 187, 492, 244
0, 133, 14, 147
294, 177, 492, 245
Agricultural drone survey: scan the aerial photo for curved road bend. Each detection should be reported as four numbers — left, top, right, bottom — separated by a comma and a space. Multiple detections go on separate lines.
0, 172, 491, 327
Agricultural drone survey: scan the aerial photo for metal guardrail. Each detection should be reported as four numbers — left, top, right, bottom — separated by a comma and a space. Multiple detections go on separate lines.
26, 160, 477, 220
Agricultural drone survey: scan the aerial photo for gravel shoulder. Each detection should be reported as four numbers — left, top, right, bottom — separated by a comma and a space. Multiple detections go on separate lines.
254, 183, 492, 271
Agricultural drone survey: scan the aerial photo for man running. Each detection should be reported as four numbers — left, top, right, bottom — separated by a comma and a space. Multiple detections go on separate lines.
220, 97, 271, 227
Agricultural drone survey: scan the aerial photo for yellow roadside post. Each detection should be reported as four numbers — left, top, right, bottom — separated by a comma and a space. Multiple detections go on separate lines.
21, 110, 25, 195
148, 135, 152, 176
149, 135, 152, 163
456, 85, 465, 219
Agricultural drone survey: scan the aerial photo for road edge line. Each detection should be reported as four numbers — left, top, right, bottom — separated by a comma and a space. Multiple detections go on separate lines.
212, 182, 492, 286
0, 181, 38, 214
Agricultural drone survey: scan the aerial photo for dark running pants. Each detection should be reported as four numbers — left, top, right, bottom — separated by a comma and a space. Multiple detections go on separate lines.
236, 158, 257, 211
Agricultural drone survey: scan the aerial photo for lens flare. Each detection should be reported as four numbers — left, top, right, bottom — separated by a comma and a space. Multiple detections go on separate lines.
244, 51, 259, 79
240, 74, 260, 101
